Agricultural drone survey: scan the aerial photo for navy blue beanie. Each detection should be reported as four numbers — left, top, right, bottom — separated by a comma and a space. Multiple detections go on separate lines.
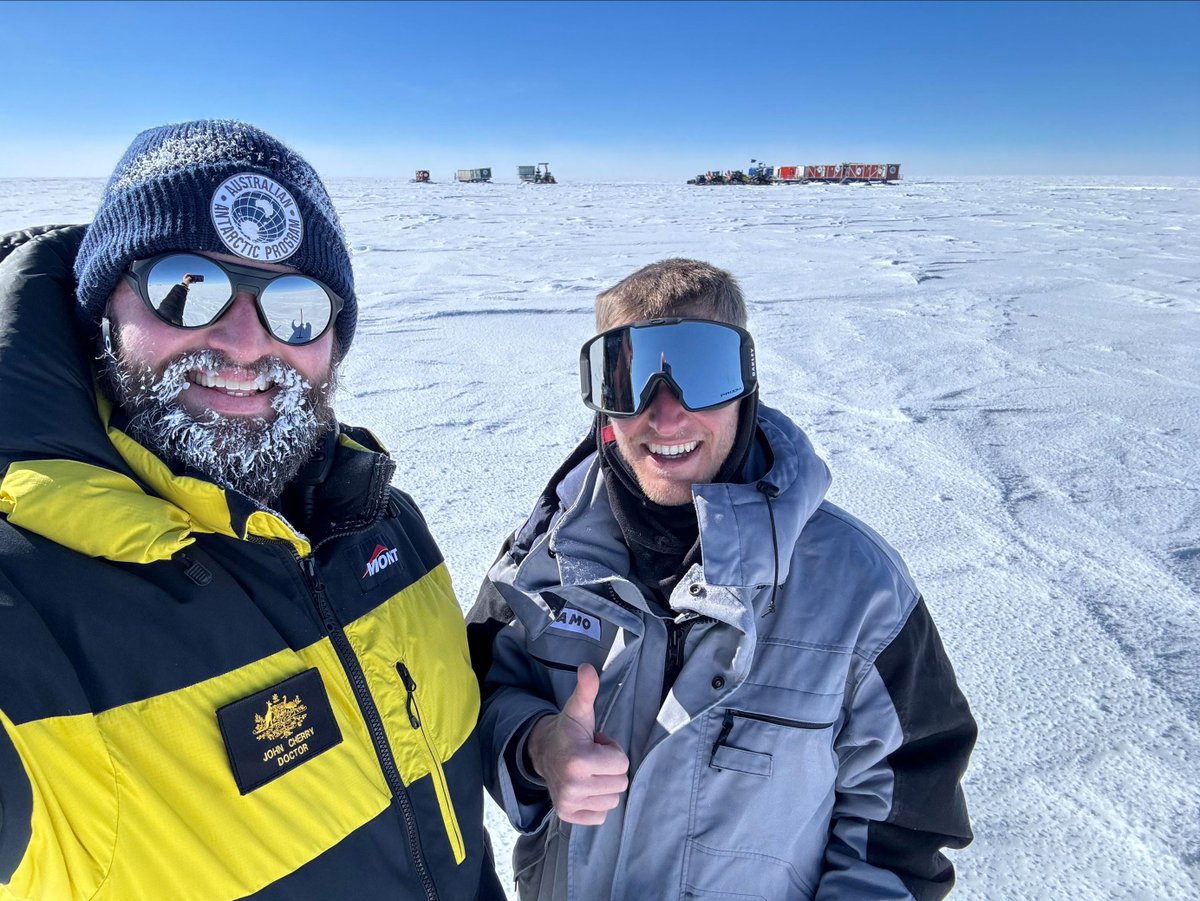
74, 119, 356, 350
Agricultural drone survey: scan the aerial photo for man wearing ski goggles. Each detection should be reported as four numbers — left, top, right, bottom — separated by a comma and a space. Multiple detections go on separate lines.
471, 259, 977, 900
578, 316, 757, 507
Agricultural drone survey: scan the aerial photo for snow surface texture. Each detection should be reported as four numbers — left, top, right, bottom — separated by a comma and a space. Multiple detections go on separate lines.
3, 176, 1198, 899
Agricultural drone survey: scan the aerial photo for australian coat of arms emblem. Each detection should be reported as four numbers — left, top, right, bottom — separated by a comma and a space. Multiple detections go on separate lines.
253, 693, 308, 741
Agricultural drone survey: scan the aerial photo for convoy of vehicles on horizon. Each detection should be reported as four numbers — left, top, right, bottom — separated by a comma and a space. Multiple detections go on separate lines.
413, 158, 902, 185
689, 160, 902, 185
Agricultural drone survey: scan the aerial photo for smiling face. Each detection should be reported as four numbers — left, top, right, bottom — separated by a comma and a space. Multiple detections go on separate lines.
608, 382, 741, 507
102, 251, 338, 501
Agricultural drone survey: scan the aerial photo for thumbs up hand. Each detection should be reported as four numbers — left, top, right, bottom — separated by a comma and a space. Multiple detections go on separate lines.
526, 663, 630, 825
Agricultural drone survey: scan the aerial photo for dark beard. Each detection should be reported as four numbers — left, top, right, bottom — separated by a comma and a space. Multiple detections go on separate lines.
101, 347, 338, 504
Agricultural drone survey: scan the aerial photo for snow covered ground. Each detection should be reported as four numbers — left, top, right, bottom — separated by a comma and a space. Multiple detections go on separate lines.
3, 175, 1198, 899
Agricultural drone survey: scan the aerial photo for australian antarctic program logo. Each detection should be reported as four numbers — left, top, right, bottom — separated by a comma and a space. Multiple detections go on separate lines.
363, 544, 401, 579
210, 173, 303, 262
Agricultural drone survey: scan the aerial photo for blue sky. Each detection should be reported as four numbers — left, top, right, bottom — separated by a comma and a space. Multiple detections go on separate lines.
1, 0, 1196, 180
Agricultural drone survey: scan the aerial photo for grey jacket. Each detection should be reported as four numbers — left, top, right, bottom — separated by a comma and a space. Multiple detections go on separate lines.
468, 406, 976, 900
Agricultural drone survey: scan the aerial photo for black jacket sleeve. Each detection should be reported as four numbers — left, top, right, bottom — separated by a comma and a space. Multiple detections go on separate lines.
156, 283, 189, 326
0, 567, 33, 885
821, 596, 977, 899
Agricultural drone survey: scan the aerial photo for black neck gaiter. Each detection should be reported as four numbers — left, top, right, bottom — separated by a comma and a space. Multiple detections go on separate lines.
599, 393, 759, 610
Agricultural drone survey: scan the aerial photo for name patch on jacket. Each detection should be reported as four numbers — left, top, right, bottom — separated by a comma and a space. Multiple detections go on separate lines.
549, 606, 602, 641
217, 668, 343, 795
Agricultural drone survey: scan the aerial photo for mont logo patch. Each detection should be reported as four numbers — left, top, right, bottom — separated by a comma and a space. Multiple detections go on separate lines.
363, 544, 400, 579
217, 668, 342, 795
355, 536, 414, 594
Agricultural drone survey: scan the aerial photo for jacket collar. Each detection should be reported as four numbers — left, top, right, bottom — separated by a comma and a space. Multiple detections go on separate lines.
2, 392, 395, 563
1, 388, 317, 561
692, 407, 831, 590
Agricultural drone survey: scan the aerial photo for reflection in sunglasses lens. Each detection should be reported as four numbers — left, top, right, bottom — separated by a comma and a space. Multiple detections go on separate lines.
261, 277, 332, 345
145, 255, 230, 328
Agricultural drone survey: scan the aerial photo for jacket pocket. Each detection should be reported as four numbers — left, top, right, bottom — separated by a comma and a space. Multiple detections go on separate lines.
396, 661, 466, 864
709, 743, 772, 777
683, 840, 815, 900
687, 706, 837, 898
513, 815, 567, 901
708, 709, 835, 775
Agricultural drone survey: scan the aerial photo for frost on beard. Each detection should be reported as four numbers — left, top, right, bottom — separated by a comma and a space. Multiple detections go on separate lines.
105, 348, 336, 503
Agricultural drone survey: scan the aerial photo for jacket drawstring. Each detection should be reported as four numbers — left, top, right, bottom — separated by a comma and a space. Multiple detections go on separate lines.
757, 481, 780, 617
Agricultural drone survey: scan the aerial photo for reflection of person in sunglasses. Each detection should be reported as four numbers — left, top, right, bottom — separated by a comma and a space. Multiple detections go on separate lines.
0, 121, 502, 899
288, 312, 313, 344
157, 271, 203, 326
470, 259, 977, 900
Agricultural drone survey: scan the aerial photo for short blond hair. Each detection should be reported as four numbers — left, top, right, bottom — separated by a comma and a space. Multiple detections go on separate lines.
595, 258, 748, 332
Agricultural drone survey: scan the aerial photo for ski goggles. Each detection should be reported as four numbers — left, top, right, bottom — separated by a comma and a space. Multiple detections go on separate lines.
122, 252, 344, 346
579, 318, 757, 418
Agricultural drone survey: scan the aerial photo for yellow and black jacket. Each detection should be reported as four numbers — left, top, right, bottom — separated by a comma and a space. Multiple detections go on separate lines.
0, 227, 502, 899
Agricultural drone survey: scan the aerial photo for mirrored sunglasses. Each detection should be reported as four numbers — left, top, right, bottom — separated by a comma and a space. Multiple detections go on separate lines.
123, 252, 344, 346
579, 318, 757, 418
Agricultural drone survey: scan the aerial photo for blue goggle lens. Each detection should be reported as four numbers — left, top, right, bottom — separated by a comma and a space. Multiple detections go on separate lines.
580, 319, 756, 417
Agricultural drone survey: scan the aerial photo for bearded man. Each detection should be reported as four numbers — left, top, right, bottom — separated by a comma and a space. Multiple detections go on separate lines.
0, 121, 501, 900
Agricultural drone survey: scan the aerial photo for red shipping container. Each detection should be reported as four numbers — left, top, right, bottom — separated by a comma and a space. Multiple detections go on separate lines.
848, 163, 900, 181
805, 165, 846, 181
787, 163, 901, 183
804, 163, 901, 182
777, 165, 799, 180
